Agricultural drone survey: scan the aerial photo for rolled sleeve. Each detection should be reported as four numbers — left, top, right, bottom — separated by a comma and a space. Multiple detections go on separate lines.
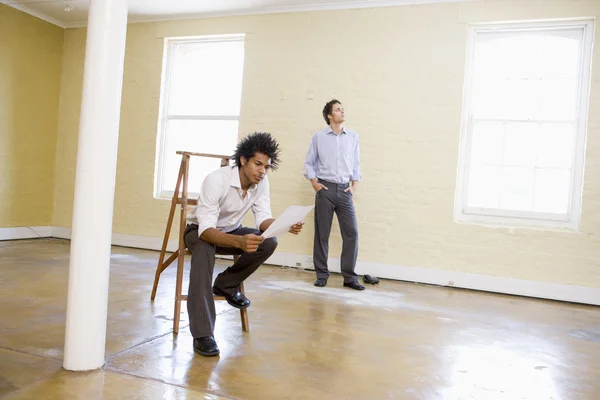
195, 174, 224, 237
252, 177, 273, 230
351, 139, 362, 181
303, 135, 318, 180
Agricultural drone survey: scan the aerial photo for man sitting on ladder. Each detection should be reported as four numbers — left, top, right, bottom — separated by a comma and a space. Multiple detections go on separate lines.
185, 132, 304, 357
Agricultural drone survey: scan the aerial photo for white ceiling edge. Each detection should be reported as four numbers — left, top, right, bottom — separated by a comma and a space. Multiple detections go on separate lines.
2, 0, 474, 29
0, 0, 67, 28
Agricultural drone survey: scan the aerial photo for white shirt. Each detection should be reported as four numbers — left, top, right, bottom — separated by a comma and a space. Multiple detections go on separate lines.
186, 165, 273, 237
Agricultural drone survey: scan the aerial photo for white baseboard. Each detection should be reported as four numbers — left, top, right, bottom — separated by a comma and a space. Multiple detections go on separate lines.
329, 255, 600, 306
0, 226, 53, 241
3, 226, 599, 306
112, 232, 179, 253
50, 226, 71, 240
50, 227, 178, 251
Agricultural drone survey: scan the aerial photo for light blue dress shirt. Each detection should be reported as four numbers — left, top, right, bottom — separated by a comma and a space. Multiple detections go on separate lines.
304, 126, 362, 184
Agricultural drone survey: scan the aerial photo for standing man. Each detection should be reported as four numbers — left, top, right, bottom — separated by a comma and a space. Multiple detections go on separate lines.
304, 100, 364, 291
186, 132, 304, 357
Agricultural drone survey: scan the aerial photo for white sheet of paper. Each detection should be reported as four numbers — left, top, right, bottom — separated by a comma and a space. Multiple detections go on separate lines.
261, 205, 314, 239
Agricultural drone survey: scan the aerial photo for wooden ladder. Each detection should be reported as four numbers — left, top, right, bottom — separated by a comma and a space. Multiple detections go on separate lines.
150, 151, 249, 334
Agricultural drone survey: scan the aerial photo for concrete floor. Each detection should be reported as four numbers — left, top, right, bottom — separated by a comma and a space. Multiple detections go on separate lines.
0, 239, 599, 399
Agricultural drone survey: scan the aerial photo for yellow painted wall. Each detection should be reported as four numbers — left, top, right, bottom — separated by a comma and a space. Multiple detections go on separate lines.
53, 0, 600, 287
0, 4, 64, 227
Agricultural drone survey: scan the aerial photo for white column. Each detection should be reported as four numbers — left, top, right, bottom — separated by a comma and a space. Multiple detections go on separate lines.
63, 0, 128, 371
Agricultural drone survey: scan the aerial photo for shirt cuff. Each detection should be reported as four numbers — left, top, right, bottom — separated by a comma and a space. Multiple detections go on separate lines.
255, 214, 273, 231
197, 222, 216, 238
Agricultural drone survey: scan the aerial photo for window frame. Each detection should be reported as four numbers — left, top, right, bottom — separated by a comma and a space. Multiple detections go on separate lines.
454, 19, 594, 231
153, 34, 245, 200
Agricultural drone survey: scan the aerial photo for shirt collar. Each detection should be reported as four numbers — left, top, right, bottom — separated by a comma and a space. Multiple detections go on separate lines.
230, 166, 257, 192
325, 126, 346, 135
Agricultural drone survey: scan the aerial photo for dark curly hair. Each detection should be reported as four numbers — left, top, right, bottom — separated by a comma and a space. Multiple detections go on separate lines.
322, 99, 341, 125
232, 132, 281, 171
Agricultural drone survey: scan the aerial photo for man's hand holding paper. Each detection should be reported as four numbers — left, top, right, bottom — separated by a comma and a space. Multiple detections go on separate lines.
261, 205, 314, 239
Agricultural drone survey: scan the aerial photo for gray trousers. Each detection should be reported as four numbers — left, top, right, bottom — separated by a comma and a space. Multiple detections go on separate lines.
184, 224, 278, 338
313, 178, 359, 284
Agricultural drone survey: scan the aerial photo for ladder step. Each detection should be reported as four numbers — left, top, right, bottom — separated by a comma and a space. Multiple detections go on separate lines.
176, 199, 198, 206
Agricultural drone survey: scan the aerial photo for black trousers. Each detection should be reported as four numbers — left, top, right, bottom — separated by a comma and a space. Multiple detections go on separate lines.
184, 224, 278, 338
312, 179, 359, 284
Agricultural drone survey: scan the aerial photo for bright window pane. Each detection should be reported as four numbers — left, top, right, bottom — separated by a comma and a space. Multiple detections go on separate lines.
162, 119, 239, 193
541, 33, 582, 79
503, 35, 544, 78
168, 40, 245, 116
533, 169, 571, 214
473, 37, 510, 79
537, 123, 575, 168
505, 79, 540, 120
473, 78, 541, 120
469, 121, 504, 166
471, 79, 505, 119
503, 122, 538, 167
500, 167, 535, 211
467, 166, 501, 209
475, 34, 544, 79
472, 31, 582, 121
538, 79, 578, 121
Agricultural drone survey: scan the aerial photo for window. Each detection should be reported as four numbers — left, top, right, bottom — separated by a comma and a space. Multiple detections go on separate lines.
154, 35, 245, 199
455, 20, 594, 230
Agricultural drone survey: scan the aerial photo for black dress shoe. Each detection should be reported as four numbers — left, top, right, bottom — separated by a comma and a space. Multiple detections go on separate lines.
314, 278, 327, 287
213, 286, 251, 309
343, 281, 365, 290
193, 336, 220, 357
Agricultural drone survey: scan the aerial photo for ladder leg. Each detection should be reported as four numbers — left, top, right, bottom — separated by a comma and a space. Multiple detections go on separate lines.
172, 249, 183, 334
240, 282, 250, 332
173, 156, 190, 335
151, 157, 186, 300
